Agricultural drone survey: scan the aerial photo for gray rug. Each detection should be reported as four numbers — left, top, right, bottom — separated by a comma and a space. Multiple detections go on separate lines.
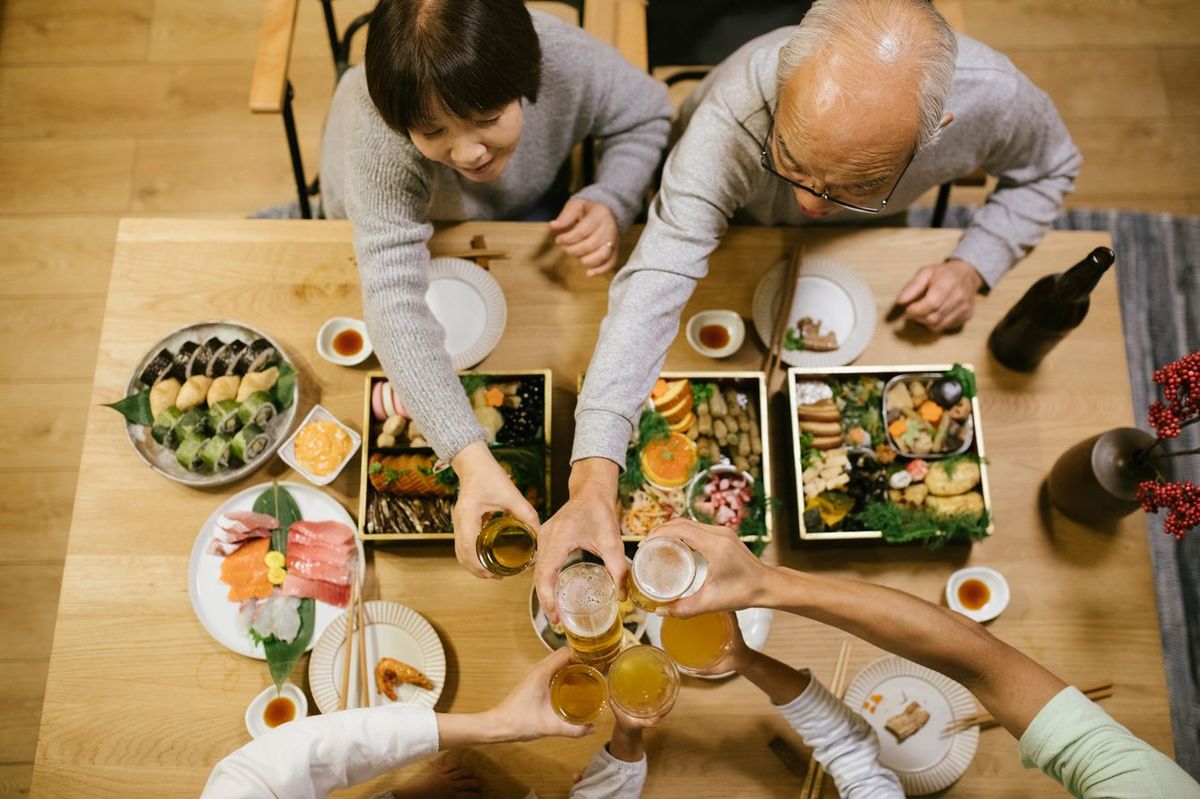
911, 205, 1200, 775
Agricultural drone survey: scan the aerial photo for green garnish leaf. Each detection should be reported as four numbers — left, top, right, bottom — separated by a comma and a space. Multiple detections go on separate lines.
691, 382, 716, 407
619, 410, 671, 500
799, 431, 817, 471
946, 364, 977, 399
272, 362, 297, 411
262, 598, 316, 689
856, 500, 990, 550
105, 389, 154, 427
459, 373, 489, 398
367, 461, 382, 476
784, 327, 807, 352
940, 452, 984, 477
253, 481, 302, 557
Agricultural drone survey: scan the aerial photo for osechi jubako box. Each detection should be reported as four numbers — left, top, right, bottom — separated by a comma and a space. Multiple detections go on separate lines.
612, 371, 773, 552
357, 370, 551, 541
787, 364, 994, 545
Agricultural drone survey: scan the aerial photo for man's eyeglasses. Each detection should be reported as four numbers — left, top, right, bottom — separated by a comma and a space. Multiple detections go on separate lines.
759, 117, 915, 215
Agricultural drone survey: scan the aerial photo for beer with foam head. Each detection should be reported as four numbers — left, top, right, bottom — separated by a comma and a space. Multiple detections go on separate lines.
607, 644, 680, 719
661, 611, 736, 674
549, 663, 608, 724
556, 562, 623, 669
476, 515, 536, 576
626, 537, 698, 611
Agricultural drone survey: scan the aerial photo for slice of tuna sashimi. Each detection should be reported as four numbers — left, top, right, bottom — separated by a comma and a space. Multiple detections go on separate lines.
285, 537, 355, 566
220, 537, 274, 601
219, 510, 280, 535
281, 572, 351, 608
288, 519, 355, 547
286, 554, 353, 586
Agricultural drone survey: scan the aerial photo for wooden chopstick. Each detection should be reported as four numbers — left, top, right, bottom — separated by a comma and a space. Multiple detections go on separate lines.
942, 682, 1114, 735
357, 584, 370, 708
431, 248, 510, 261
800, 640, 853, 799
761, 244, 805, 388
337, 581, 358, 711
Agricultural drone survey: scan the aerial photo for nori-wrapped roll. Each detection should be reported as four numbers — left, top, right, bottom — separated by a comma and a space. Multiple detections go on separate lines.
237, 391, 276, 427
188, 336, 224, 378
207, 399, 241, 435
151, 406, 185, 447
139, 348, 175, 388
168, 341, 199, 382
173, 407, 208, 441
200, 434, 233, 471
238, 338, 278, 375
231, 423, 269, 462
175, 433, 208, 471
210, 340, 246, 377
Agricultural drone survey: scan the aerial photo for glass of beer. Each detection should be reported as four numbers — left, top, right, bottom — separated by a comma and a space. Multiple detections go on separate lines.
607, 645, 680, 719
549, 663, 608, 724
626, 536, 700, 611
661, 611, 736, 674
476, 515, 537, 577
556, 562, 624, 669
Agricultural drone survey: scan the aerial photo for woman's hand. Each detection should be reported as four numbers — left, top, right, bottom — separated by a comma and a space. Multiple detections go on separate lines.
550, 197, 620, 276
646, 519, 773, 618
487, 648, 598, 742
450, 441, 541, 579
690, 611, 754, 676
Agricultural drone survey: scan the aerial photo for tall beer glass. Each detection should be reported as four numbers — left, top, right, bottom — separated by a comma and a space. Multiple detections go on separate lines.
549, 663, 608, 724
626, 537, 700, 611
661, 611, 736, 674
476, 515, 537, 576
607, 644, 680, 719
556, 562, 623, 669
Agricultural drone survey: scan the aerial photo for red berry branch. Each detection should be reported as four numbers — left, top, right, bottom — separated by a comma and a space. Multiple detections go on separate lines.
1138, 350, 1200, 539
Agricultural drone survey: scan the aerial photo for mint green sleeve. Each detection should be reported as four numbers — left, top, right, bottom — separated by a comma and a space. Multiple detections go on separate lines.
1019, 687, 1200, 798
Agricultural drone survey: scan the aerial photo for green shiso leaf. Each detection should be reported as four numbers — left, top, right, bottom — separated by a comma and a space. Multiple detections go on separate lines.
691, 382, 715, 406
619, 410, 671, 500
105, 388, 154, 427
254, 480, 302, 555
946, 364, 977, 399
272, 362, 297, 411
250, 480, 313, 690
784, 327, 807, 352
459, 373, 489, 398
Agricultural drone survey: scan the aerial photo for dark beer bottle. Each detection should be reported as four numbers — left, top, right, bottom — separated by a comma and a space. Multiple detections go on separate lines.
988, 246, 1115, 371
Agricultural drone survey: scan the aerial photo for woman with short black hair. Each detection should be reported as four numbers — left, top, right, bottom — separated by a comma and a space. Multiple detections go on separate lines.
320, 0, 671, 577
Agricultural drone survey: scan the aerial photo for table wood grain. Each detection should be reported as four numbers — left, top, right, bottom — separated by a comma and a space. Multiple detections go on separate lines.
33, 219, 1169, 798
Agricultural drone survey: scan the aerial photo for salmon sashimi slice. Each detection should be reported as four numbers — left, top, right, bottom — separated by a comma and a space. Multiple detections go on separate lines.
220, 537, 274, 601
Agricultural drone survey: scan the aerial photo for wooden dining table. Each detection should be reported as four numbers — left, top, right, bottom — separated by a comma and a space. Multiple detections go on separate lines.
33, 218, 1171, 797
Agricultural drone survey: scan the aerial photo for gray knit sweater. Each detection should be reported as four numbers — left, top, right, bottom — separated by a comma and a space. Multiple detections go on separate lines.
324, 10, 671, 461
572, 28, 1082, 468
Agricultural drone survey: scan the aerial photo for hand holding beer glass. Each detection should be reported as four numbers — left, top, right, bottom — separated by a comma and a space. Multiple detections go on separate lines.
450, 440, 542, 579
645, 519, 773, 618
555, 562, 626, 670
487, 648, 599, 742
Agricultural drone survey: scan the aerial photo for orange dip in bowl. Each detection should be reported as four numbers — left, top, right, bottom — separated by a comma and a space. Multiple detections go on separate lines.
293, 419, 353, 476
640, 433, 699, 488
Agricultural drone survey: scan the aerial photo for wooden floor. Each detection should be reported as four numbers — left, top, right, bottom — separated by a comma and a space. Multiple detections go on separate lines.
0, 2, 1195, 795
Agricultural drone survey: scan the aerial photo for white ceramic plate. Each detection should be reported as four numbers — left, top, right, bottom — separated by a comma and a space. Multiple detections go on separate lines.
187, 481, 364, 659
308, 600, 447, 713
643, 608, 773, 679
426, 258, 507, 369
122, 320, 299, 487
844, 656, 979, 795
277, 404, 362, 487
946, 566, 1010, 623
752, 257, 877, 368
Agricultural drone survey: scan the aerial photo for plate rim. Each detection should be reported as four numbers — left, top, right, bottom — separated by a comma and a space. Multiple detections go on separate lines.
308, 599, 447, 713
187, 480, 364, 660
844, 655, 980, 795
427, 257, 508, 369
752, 257, 877, 368
122, 320, 300, 487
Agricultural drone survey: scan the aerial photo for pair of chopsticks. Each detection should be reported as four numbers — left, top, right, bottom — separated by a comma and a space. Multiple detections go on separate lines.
942, 681, 1114, 735
799, 640, 853, 799
761, 244, 805, 389
337, 578, 370, 711
432, 234, 509, 269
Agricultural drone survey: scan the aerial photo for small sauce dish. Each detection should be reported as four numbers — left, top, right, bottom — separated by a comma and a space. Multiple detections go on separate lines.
317, 317, 373, 366
945, 566, 1009, 623
245, 682, 308, 739
686, 310, 745, 359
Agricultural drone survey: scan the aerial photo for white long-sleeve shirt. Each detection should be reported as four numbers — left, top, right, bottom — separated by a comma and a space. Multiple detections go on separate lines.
200, 704, 645, 799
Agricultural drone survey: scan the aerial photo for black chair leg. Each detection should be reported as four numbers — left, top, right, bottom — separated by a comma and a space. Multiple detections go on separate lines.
320, 0, 340, 75
282, 81, 313, 219
931, 182, 951, 228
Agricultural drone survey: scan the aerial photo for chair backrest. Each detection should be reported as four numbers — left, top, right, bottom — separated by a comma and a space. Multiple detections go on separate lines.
529, 1, 580, 27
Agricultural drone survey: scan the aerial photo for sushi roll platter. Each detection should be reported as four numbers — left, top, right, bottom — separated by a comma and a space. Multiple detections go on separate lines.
111, 321, 299, 487
616, 371, 774, 552
787, 364, 995, 545
358, 370, 551, 541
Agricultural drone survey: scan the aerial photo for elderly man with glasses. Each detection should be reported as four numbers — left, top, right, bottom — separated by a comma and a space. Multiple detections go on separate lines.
533, 0, 1081, 618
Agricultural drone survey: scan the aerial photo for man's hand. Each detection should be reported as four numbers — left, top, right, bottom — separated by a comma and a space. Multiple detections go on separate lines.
485, 648, 598, 742
647, 520, 772, 618
549, 197, 620, 276
450, 441, 541, 579
689, 611, 754, 676
534, 458, 627, 624
893, 258, 984, 331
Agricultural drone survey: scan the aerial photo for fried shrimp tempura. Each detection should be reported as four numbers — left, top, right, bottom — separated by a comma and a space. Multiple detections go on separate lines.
375, 657, 433, 700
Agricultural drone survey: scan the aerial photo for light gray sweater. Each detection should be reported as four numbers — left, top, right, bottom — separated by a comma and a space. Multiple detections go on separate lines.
572, 28, 1082, 467
324, 11, 671, 461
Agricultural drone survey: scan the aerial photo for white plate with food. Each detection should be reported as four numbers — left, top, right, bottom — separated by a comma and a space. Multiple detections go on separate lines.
188, 481, 363, 660
112, 320, 299, 487
426, 257, 507, 369
309, 600, 446, 713
844, 656, 979, 795
752, 257, 876, 368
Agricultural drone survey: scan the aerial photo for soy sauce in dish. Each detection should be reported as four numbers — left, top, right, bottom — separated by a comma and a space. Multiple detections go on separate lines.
264, 696, 296, 728
699, 324, 730, 349
333, 329, 363, 357
957, 579, 990, 611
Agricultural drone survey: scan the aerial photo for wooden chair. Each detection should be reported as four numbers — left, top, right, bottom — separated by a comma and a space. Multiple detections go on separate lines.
248, 0, 581, 219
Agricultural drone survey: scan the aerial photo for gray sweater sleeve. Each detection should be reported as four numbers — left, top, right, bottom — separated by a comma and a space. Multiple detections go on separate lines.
347, 101, 485, 462
572, 98, 758, 466
950, 71, 1082, 286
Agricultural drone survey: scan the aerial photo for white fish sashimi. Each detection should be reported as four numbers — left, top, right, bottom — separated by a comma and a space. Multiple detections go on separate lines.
235, 599, 258, 638
249, 592, 302, 644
